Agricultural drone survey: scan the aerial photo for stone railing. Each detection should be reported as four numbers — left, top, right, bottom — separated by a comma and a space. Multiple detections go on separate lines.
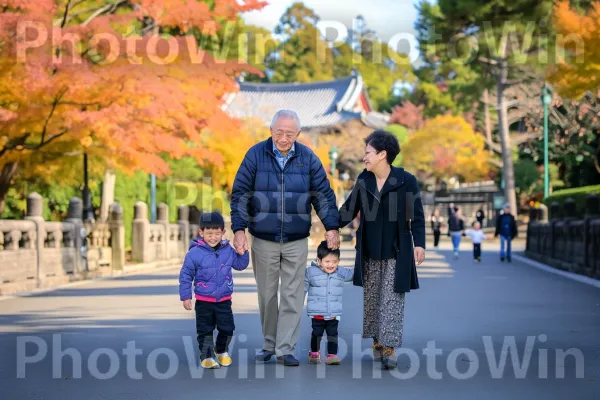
526, 194, 600, 279
0, 193, 133, 295
1, 191, 328, 296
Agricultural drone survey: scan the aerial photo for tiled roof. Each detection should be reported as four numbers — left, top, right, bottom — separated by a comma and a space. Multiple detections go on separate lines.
224, 75, 367, 129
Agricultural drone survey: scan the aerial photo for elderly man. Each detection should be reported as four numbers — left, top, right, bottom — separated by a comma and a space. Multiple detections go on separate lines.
231, 109, 340, 366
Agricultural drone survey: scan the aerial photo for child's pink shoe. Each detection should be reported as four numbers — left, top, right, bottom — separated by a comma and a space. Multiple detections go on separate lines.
308, 351, 321, 364
326, 354, 341, 365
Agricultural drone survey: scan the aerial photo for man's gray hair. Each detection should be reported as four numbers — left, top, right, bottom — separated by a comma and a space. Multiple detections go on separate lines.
271, 109, 301, 131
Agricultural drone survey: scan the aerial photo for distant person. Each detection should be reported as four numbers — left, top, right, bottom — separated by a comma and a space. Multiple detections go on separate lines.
475, 208, 485, 227
430, 209, 443, 248
463, 221, 490, 263
448, 208, 465, 259
495, 203, 518, 262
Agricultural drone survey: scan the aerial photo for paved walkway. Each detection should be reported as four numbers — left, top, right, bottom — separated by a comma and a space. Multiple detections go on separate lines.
1, 238, 599, 400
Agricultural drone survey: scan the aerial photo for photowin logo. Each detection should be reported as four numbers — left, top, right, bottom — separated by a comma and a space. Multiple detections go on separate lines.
15, 333, 585, 380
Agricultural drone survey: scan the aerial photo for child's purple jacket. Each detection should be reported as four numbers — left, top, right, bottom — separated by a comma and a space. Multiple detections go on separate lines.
178, 238, 249, 302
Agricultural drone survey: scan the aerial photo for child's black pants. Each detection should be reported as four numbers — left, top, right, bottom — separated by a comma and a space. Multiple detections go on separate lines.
473, 243, 481, 260
311, 318, 339, 354
195, 299, 235, 359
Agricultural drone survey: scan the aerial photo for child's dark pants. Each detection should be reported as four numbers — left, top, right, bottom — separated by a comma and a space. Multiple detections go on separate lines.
311, 318, 339, 354
195, 299, 235, 359
473, 243, 481, 260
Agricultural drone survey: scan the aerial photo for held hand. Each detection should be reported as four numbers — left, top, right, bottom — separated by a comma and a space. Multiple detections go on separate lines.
414, 246, 425, 265
183, 299, 192, 311
233, 230, 248, 255
325, 230, 340, 250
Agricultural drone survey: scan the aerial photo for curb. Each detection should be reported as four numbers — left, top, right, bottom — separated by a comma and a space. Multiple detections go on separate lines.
512, 254, 600, 290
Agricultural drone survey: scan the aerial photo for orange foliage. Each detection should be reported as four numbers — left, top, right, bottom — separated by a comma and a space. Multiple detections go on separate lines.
402, 115, 490, 182
549, 1, 600, 98
0, 0, 266, 205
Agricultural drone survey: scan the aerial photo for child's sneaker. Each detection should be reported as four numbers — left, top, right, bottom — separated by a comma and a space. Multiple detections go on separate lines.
201, 357, 221, 369
216, 352, 232, 367
326, 354, 341, 365
308, 351, 321, 364
372, 342, 384, 362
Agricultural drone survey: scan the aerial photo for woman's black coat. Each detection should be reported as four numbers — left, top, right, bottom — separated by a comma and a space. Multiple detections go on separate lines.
339, 166, 426, 293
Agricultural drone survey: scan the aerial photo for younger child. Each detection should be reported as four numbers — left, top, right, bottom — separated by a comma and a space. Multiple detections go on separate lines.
304, 241, 354, 365
463, 221, 489, 262
179, 211, 249, 369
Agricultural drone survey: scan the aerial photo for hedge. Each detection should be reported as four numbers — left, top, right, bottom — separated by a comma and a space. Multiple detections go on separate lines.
543, 184, 600, 217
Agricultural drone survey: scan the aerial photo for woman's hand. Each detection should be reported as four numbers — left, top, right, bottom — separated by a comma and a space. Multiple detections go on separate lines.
414, 246, 425, 265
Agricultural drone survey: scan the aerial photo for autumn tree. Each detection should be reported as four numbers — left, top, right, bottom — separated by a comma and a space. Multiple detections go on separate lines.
389, 101, 425, 130
402, 115, 490, 183
0, 0, 266, 214
549, 1, 600, 98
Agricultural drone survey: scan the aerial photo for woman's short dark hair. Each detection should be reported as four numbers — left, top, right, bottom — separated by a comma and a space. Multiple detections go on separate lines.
364, 130, 400, 165
199, 211, 225, 230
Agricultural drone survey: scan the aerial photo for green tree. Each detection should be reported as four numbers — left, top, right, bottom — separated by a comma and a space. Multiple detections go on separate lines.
416, 0, 554, 215
268, 2, 334, 83
514, 158, 541, 200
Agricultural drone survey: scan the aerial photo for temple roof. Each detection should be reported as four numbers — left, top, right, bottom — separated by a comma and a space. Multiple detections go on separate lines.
223, 74, 373, 129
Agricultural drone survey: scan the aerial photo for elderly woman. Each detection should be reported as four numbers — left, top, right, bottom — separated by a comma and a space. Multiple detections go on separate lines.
339, 130, 426, 369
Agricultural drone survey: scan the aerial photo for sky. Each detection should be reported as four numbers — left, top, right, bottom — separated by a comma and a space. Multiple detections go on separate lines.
242, 0, 424, 64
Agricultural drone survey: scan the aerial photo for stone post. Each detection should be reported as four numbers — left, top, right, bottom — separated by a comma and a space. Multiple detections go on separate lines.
25, 192, 44, 288
584, 194, 600, 273
564, 198, 577, 220
177, 205, 190, 258
157, 202, 169, 260
188, 205, 200, 241
65, 197, 84, 274
109, 202, 125, 270
538, 204, 548, 222
550, 201, 561, 221
550, 202, 561, 259
132, 202, 149, 263
563, 197, 577, 263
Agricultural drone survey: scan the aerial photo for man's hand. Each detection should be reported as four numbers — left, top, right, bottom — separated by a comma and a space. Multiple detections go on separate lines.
414, 246, 425, 265
233, 230, 248, 255
183, 299, 192, 311
325, 230, 340, 250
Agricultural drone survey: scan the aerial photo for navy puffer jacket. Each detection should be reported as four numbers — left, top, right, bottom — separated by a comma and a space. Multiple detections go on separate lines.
231, 138, 340, 243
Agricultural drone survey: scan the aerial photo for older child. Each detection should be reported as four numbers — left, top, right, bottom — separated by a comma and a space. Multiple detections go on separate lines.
179, 212, 249, 369
304, 241, 354, 365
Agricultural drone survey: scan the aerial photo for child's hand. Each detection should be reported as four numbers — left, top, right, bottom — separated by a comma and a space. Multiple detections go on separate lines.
182, 299, 192, 310
231, 242, 246, 255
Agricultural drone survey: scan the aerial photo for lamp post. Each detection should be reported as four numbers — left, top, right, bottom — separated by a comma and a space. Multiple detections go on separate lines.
541, 84, 552, 199
82, 152, 95, 222
328, 146, 339, 177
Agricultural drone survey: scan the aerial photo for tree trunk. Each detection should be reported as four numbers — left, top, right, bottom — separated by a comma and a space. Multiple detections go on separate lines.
483, 88, 493, 155
496, 62, 518, 216
0, 162, 19, 215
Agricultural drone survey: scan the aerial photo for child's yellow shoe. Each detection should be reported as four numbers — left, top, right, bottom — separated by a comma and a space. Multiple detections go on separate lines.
201, 357, 221, 369
216, 352, 232, 367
